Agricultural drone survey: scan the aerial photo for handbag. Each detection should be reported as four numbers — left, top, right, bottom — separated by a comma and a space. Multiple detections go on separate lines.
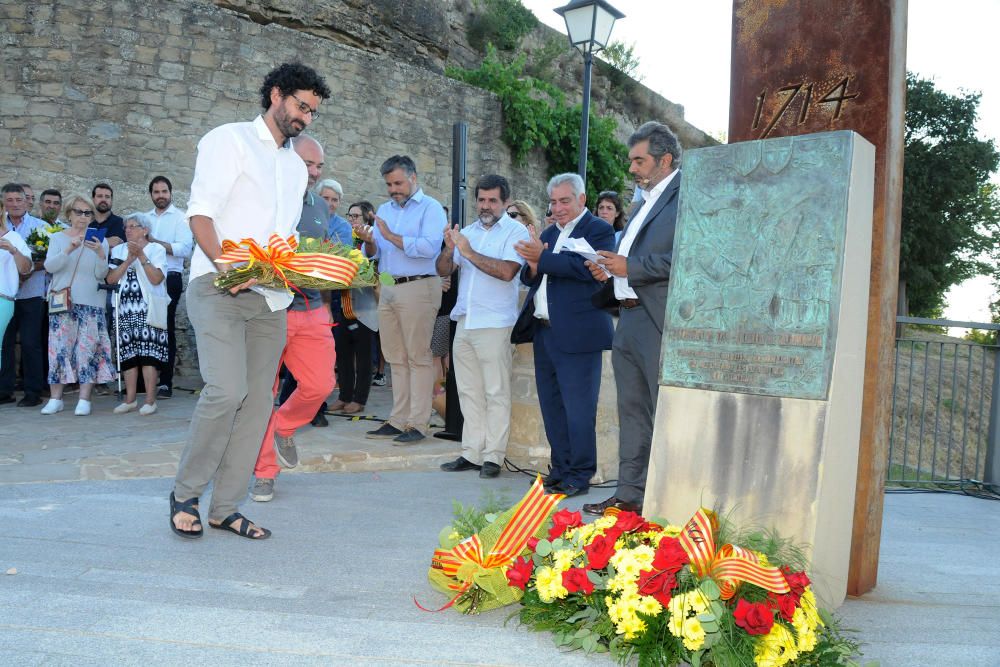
48, 244, 85, 314
145, 293, 169, 329
510, 298, 536, 344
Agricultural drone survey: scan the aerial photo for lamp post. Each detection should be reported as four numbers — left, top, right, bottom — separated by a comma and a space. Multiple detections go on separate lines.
554, 0, 625, 184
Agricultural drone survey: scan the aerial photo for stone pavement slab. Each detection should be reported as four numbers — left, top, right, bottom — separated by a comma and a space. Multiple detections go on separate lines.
0, 471, 998, 665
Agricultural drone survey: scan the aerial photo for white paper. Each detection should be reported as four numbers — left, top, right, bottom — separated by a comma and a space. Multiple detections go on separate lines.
561, 237, 611, 277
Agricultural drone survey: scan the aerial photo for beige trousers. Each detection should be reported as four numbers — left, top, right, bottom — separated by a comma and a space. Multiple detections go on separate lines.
173, 275, 286, 520
452, 316, 514, 466
377, 276, 441, 433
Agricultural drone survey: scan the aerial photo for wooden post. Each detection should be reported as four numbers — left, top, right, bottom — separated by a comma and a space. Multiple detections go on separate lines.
727, 0, 908, 595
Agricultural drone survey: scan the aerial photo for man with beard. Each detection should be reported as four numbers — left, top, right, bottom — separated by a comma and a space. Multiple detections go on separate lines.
90, 183, 125, 248
355, 155, 446, 445
250, 134, 335, 503
435, 175, 528, 479
170, 63, 330, 540
582, 121, 682, 517
145, 175, 193, 399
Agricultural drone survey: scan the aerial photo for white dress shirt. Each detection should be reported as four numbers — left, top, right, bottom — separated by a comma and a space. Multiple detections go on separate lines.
614, 169, 679, 300
146, 204, 193, 273
450, 214, 529, 329
0, 229, 31, 299
533, 209, 586, 321
6, 214, 47, 299
186, 115, 306, 310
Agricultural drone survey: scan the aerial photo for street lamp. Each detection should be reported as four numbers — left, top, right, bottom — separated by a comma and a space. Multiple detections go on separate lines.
554, 0, 625, 184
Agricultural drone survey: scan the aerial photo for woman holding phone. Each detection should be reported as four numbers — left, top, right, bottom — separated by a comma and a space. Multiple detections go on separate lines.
39, 194, 116, 416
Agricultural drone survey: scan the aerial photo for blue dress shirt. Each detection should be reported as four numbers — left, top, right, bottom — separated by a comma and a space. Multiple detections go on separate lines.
370, 188, 445, 277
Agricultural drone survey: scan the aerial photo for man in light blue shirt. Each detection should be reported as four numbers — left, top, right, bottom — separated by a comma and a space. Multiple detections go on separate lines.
435, 175, 528, 478
356, 155, 445, 444
317, 178, 352, 244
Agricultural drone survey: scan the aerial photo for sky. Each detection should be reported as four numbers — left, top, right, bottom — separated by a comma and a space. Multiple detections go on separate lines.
521, 0, 1000, 326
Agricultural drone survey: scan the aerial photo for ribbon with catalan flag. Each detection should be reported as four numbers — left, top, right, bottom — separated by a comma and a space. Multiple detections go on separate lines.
215, 233, 362, 290
678, 508, 790, 600
422, 476, 564, 613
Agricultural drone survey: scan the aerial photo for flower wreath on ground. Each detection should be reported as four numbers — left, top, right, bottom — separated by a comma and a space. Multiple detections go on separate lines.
425, 479, 865, 667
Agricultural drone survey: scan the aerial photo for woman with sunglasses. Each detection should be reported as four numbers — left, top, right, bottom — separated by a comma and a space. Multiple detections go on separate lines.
40, 195, 116, 416
505, 200, 540, 232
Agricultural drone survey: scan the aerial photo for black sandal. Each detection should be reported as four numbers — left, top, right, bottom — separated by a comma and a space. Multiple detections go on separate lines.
170, 492, 203, 539
209, 512, 271, 540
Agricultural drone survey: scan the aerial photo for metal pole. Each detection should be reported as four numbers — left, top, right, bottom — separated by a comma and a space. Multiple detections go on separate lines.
983, 345, 1000, 490
435, 122, 467, 442
578, 51, 593, 183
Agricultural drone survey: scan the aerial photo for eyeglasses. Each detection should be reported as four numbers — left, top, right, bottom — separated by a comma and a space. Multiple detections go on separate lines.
346, 213, 363, 219
124, 224, 144, 230
289, 93, 319, 119
71, 208, 94, 217
507, 211, 520, 219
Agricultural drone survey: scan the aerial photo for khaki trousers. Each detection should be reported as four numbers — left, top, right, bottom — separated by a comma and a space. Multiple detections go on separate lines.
377, 276, 441, 433
452, 317, 514, 466
173, 275, 286, 520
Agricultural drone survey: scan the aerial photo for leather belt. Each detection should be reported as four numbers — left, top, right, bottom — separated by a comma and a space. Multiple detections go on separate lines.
535, 318, 551, 328
391, 274, 433, 284
620, 298, 641, 309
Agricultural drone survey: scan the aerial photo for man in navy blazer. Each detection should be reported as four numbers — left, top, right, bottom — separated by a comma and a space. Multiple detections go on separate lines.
515, 173, 614, 497
583, 121, 682, 516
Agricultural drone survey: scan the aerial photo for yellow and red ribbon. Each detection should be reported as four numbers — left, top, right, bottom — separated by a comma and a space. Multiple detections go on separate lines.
421, 476, 564, 611
678, 508, 790, 599
216, 233, 360, 288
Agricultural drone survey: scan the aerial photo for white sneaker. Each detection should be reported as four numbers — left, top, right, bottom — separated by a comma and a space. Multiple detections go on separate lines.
40, 399, 64, 415
74, 399, 91, 416
113, 401, 138, 414
139, 403, 157, 416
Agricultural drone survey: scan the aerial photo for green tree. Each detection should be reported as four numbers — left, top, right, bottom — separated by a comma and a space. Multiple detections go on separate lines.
900, 74, 1000, 316
466, 0, 538, 53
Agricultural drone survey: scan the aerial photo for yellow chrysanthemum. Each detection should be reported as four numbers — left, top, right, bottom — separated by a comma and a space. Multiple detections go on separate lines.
754, 622, 799, 667
610, 546, 653, 580
667, 590, 710, 637
593, 516, 617, 531
638, 595, 663, 616
573, 523, 597, 543
348, 248, 365, 262
681, 616, 706, 650
607, 571, 632, 593
792, 607, 818, 653
619, 614, 646, 639
756, 552, 771, 567
660, 524, 683, 537
799, 589, 823, 628
535, 566, 568, 603
552, 548, 577, 572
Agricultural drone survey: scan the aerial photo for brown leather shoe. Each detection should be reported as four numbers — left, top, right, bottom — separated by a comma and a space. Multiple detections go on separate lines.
582, 496, 642, 516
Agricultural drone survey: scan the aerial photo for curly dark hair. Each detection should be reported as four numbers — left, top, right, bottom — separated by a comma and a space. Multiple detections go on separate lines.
259, 63, 331, 111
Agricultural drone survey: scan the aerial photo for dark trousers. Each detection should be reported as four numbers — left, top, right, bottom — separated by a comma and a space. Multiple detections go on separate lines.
160, 271, 183, 389
0, 297, 46, 397
533, 323, 602, 489
333, 312, 374, 405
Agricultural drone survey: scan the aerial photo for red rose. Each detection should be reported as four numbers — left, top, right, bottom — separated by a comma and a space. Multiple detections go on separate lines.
526, 536, 539, 551
767, 592, 798, 622
584, 534, 617, 570
506, 556, 534, 590
562, 567, 595, 594
613, 510, 646, 533
653, 536, 689, 573
547, 509, 583, 540
782, 569, 810, 600
733, 598, 775, 635
637, 568, 677, 607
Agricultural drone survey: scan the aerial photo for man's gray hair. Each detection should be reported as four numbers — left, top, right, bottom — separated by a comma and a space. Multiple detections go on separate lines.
124, 212, 152, 232
546, 173, 585, 198
628, 121, 682, 167
315, 178, 342, 196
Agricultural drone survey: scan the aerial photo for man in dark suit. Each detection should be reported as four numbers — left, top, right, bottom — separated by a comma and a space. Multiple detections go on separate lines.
515, 173, 614, 497
582, 121, 682, 515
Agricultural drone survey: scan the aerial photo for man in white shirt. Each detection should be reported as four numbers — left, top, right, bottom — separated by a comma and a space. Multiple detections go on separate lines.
435, 175, 529, 479
170, 63, 330, 541
145, 175, 193, 399
583, 121, 683, 517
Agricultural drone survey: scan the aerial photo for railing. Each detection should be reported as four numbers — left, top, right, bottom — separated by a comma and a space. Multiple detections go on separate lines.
889, 317, 1000, 490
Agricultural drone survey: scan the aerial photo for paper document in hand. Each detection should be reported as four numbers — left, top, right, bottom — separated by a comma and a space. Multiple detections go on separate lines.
561, 237, 610, 277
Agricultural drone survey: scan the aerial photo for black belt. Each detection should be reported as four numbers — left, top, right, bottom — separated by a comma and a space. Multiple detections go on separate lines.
620, 298, 641, 309
535, 317, 551, 328
392, 274, 433, 284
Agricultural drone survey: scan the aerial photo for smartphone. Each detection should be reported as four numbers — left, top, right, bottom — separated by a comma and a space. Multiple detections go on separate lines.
85, 227, 107, 243
546, 205, 553, 218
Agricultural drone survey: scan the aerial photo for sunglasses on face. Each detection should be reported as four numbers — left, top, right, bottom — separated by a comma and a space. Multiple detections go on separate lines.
71, 209, 94, 217
507, 211, 520, 219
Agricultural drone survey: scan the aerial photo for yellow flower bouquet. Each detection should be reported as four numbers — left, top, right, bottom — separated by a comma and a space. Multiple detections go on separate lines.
25, 223, 66, 262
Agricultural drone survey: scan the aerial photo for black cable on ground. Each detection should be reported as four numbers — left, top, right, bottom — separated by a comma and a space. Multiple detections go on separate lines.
502, 457, 618, 489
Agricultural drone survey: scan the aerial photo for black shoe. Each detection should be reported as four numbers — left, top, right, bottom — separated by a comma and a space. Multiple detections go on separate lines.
479, 462, 501, 478
366, 422, 403, 439
17, 394, 42, 408
311, 411, 329, 427
440, 456, 481, 472
0, 394, 14, 405
392, 428, 426, 445
541, 475, 562, 492
582, 496, 642, 516
157, 386, 173, 399
555, 482, 589, 498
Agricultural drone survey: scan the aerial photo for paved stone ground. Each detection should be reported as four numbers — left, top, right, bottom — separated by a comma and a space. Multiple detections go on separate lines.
2, 387, 999, 665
